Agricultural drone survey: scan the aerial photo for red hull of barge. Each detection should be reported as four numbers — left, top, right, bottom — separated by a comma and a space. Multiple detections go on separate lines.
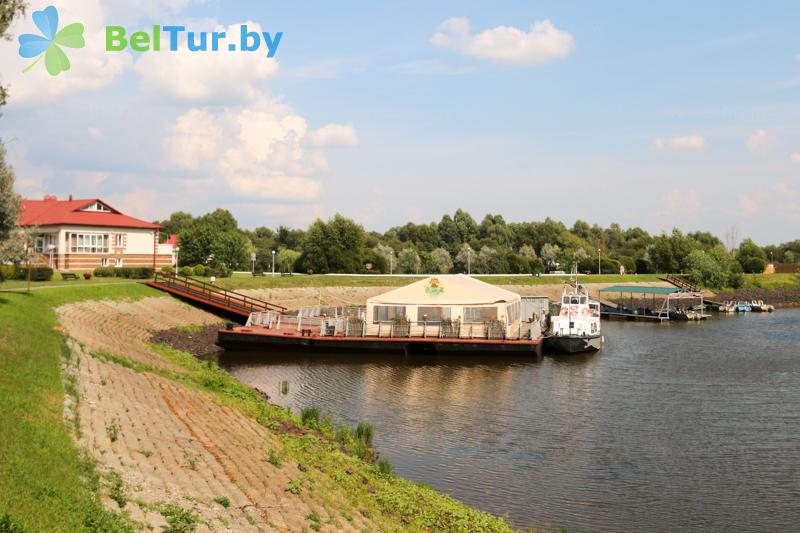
218, 327, 544, 356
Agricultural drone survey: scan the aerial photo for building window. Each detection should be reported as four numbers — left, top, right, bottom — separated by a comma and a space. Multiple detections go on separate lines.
115, 234, 124, 247
69, 233, 110, 254
101, 258, 109, 267
372, 305, 406, 323
505, 301, 520, 323
115, 258, 123, 268
81, 201, 112, 212
463, 306, 498, 322
417, 306, 451, 322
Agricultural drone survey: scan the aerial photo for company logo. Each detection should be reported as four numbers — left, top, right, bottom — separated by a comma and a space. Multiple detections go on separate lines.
105, 25, 282, 57
425, 277, 445, 297
18, 5, 85, 76
17, 4, 282, 78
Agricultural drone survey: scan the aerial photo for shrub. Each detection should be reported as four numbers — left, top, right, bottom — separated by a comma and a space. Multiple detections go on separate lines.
300, 406, 321, 427
355, 422, 374, 447
160, 504, 198, 533
133, 267, 154, 279
179, 266, 194, 277
375, 458, 394, 477
93, 267, 116, 277
13, 266, 54, 281
193, 265, 207, 277
0, 264, 19, 281
213, 496, 230, 508
161, 266, 175, 273
741, 256, 766, 274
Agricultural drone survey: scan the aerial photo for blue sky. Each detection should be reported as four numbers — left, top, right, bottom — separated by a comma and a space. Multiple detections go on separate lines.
1, 0, 799, 244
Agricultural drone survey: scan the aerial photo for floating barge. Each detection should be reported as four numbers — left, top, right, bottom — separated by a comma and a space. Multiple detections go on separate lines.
218, 275, 545, 356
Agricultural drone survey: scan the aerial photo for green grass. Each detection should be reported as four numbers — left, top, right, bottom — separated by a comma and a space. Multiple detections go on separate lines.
0, 276, 136, 290
739, 273, 799, 290
0, 283, 154, 531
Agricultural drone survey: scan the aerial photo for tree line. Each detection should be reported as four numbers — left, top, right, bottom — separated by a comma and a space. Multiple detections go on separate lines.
156, 208, 800, 289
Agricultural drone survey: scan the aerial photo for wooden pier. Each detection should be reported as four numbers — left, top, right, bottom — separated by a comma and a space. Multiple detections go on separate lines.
146, 273, 286, 320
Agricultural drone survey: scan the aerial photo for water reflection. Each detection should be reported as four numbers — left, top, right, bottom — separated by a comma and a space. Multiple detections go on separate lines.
221, 310, 800, 532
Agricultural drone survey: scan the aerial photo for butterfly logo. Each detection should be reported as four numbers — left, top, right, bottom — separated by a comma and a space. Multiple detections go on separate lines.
18, 5, 85, 76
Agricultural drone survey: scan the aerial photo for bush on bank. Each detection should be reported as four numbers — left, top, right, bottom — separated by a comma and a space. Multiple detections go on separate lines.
92, 267, 154, 279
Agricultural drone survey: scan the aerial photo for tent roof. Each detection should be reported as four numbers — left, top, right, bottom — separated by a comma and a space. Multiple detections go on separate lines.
368, 275, 521, 306
599, 285, 680, 295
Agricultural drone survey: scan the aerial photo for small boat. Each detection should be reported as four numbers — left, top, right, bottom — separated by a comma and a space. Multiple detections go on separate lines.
717, 301, 736, 313
735, 301, 752, 312
749, 300, 775, 313
546, 280, 603, 353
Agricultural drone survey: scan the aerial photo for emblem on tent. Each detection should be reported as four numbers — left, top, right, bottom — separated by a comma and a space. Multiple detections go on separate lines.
425, 277, 444, 297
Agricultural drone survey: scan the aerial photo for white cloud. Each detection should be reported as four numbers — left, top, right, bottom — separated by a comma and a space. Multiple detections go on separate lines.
662, 188, 700, 216
134, 21, 279, 105
746, 128, 778, 155
310, 123, 359, 147
0, 0, 131, 106
164, 97, 356, 202
431, 17, 574, 65
653, 135, 706, 152
790, 152, 800, 164
737, 194, 759, 215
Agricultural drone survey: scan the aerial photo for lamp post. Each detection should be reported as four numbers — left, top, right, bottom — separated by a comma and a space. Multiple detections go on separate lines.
597, 248, 601, 275
467, 249, 471, 275
389, 250, 394, 275
175, 246, 180, 269
251, 252, 257, 274
271, 249, 276, 276
48, 244, 56, 269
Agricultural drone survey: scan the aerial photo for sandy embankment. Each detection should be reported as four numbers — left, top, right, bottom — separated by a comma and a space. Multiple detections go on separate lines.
58, 296, 375, 532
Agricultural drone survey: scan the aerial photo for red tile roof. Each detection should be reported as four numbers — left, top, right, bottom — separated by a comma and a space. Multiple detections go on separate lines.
164, 234, 179, 246
19, 197, 161, 230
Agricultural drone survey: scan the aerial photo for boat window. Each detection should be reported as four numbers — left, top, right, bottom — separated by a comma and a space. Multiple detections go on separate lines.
570, 297, 580, 304
580, 297, 587, 304
417, 306, 451, 322
463, 306, 498, 322
372, 305, 406, 323
562, 297, 569, 304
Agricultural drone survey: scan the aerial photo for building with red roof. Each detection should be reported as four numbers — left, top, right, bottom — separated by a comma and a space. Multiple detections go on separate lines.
18, 195, 176, 271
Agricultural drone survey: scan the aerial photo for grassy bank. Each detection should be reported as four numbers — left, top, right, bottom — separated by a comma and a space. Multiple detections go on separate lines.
0, 283, 521, 532
0, 284, 153, 531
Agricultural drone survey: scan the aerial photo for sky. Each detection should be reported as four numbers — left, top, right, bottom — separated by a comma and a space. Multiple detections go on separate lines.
1, 0, 799, 244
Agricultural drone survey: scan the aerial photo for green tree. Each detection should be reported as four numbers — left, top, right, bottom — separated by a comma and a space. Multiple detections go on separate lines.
430, 247, 453, 274
540, 243, 560, 270
453, 243, 475, 273
211, 231, 250, 270
275, 248, 301, 273
0, 144, 20, 240
736, 238, 767, 273
156, 211, 194, 239
397, 247, 421, 274
684, 250, 728, 289
1, 1, 27, 107
297, 215, 366, 273
477, 246, 507, 274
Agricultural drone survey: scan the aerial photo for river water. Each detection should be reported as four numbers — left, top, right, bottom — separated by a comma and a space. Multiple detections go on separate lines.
221, 310, 800, 532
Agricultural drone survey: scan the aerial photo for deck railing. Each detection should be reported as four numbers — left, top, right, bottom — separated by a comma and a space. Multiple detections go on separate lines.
245, 311, 543, 341
153, 272, 287, 314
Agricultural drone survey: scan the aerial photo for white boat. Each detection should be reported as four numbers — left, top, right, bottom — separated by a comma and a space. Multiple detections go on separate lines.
546, 281, 603, 353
